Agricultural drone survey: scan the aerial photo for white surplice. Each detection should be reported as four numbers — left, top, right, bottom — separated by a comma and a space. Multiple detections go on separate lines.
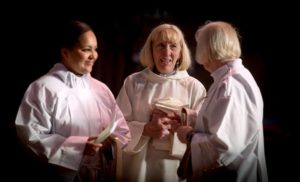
190, 59, 268, 182
15, 63, 131, 181
116, 68, 206, 182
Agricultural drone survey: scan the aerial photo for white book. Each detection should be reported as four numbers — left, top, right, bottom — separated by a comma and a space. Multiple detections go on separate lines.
154, 97, 188, 114
94, 113, 118, 144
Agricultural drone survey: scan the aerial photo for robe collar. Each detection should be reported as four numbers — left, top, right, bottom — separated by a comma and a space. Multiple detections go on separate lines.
49, 63, 91, 88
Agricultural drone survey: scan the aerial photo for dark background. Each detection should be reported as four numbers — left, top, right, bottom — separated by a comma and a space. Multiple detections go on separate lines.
2, 2, 297, 181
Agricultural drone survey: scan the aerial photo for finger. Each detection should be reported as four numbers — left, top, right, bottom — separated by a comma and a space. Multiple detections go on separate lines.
168, 118, 180, 125
87, 136, 98, 141
160, 129, 170, 138
163, 124, 171, 130
166, 112, 176, 118
91, 143, 103, 148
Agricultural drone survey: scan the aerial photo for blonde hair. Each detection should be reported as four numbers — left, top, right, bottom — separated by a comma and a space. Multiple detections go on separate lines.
195, 21, 241, 65
140, 23, 191, 70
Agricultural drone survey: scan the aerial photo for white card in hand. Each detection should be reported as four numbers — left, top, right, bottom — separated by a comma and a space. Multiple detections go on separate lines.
94, 113, 118, 144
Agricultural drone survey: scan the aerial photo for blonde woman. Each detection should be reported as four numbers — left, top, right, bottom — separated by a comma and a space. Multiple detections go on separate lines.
116, 23, 206, 182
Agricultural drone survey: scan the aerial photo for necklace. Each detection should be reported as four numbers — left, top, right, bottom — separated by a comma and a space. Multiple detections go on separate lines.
159, 70, 176, 77
153, 67, 176, 77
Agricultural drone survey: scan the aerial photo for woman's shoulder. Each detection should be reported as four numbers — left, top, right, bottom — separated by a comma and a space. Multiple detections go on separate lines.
28, 72, 59, 88
23, 73, 62, 100
185, 75, 206, 88
30, 63, 68, 86
124, 68, 148, 82
89, 76, 111, 90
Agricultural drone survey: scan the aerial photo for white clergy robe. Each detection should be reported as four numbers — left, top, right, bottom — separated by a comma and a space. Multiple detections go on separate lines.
15, 63, 131, 181
190, 59, 268, 182
116, 68, 206, 182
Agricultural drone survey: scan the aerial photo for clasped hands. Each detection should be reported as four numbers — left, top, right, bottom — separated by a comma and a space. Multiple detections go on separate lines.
143, 108, 182, 139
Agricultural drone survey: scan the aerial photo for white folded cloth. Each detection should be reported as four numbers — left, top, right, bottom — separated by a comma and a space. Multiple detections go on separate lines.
153, 97, 188, 114
152, 97, 187, 158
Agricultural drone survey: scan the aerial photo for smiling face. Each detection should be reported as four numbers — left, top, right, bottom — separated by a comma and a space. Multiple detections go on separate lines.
62, 30, 98, 75
151, 28, 182, 74
152, 41, 181, 74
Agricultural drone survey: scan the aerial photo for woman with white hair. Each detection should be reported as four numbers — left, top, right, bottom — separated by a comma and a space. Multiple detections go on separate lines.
177, 21, 268, 182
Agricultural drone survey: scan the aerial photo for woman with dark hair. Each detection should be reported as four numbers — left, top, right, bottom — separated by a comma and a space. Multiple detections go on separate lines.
15, 20, 131, 182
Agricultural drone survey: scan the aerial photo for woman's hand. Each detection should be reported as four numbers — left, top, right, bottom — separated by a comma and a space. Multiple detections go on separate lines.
83, 136, 103, 156
176, 126, 193, 143
143, 109, 181, 138
165, 111, 181, 133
